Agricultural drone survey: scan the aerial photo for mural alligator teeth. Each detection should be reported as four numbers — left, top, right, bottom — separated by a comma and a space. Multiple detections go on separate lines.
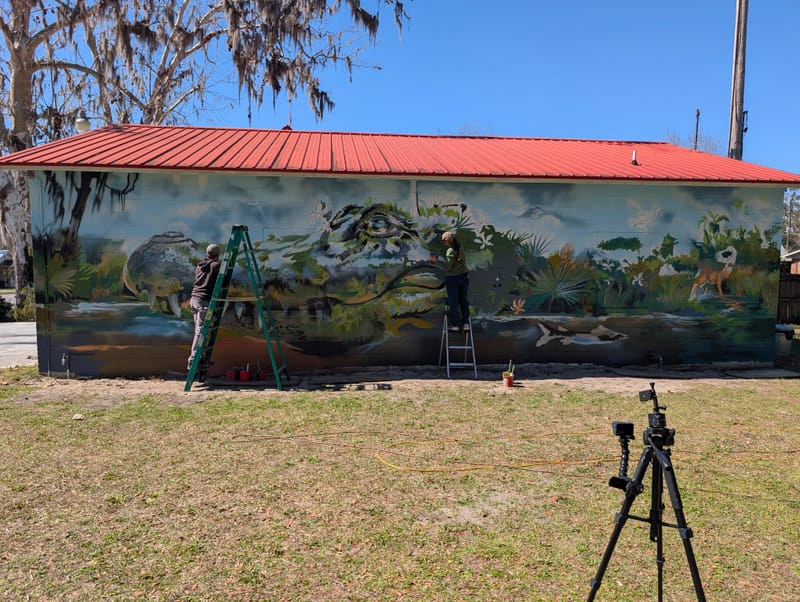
132, 280, 184, 319
392, 267, 444, 289
166, 293, 182, 318
536, 322, 627, 347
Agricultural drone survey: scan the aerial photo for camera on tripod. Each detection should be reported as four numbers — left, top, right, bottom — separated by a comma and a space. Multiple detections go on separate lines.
609, 421, 635, 491
588, 382, 706, 601
639, 388, 655, 402
612, 421, 634, 439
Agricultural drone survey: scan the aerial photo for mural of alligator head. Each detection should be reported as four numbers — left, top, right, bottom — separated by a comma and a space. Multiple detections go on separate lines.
257, 202, 448, 349
122, 231, 203, 317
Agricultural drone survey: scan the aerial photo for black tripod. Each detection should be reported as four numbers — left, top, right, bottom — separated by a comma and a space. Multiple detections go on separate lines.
587, 383, 706, 601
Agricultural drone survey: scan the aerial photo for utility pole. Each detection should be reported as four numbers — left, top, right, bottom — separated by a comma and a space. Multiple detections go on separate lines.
728, 0, 748, 160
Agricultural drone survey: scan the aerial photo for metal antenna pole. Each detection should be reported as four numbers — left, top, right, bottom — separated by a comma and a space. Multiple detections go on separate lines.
694, 109, 700, 151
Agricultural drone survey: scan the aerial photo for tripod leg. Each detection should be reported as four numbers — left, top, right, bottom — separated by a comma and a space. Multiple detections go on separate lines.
651, 446, 707, 602
649, 457, 665, 602
587, 447, 652, 601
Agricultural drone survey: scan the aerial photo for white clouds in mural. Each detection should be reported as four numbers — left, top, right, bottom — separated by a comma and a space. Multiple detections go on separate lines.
627, 198, 663, 232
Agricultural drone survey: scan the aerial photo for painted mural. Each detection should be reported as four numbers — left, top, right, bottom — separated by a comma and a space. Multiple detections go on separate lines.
29, 169, 783, 377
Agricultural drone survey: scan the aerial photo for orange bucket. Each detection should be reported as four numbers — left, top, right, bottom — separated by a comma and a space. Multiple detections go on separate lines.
502, 372, 514, 387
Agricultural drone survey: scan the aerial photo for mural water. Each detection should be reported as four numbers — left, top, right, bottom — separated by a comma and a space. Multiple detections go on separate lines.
30, 171, 782, 376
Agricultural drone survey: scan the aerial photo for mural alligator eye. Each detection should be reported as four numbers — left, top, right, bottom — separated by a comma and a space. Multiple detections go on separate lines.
319, 203, 444, 303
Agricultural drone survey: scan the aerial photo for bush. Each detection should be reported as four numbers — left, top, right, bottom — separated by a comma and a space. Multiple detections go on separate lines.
10, 287, 35, 322
0, 295, 12, 321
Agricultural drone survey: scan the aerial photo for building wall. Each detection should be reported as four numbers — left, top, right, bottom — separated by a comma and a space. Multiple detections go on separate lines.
29, 170, 784, 377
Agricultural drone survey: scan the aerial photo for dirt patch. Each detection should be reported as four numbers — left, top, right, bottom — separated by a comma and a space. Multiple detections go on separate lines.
14, 361, 797, 408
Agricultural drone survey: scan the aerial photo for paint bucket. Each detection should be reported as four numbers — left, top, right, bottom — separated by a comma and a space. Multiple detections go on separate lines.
226, 368, 237, 380
502, 372, 514, 387
239, 369, 250, 382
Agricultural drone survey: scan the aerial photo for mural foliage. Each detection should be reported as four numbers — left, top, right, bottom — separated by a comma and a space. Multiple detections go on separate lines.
29, 170, 783, 376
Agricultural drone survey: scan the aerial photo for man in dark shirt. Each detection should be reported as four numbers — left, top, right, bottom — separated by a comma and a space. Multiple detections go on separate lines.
187, 244, 221, 370
441, 231, 470, 331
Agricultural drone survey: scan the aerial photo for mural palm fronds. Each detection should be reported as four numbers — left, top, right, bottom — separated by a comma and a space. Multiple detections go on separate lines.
656, 234, 679, 259
44, 263, 78, 298
698, 210, 730, 247
531, 245, 592, 312
33, 251, 93, 300
517, 232, 551, 260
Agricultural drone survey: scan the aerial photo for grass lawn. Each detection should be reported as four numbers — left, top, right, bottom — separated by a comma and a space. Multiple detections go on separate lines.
1, 365, 799, 601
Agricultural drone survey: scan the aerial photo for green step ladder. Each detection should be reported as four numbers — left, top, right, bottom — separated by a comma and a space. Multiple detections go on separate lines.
184, 225, 289, 391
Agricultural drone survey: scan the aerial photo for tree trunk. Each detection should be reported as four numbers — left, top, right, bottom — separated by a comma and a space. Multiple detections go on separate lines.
0, 170, 32, 305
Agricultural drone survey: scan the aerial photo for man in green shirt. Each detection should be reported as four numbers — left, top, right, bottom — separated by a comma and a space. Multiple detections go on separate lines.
441, 231, 470, 331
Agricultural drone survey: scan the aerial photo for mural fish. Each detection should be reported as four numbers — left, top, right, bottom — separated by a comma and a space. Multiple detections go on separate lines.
536, 322, 628, 347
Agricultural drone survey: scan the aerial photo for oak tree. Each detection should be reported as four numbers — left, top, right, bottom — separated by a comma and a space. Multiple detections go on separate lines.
0, 0, 408, 302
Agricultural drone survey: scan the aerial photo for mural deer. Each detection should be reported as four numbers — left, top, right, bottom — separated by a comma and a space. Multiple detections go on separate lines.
690, 245, 737, 300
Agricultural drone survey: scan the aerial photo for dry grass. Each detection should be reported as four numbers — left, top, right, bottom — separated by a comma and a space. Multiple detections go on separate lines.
1, 366, 799, 601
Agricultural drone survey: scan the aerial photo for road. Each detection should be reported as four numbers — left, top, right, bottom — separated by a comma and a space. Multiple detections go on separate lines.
0, 320, 37, 369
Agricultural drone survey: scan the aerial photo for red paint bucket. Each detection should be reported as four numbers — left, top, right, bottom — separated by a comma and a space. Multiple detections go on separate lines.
239, 370, 250, 382
226, 369, 237, 380
502, 373, 514, 387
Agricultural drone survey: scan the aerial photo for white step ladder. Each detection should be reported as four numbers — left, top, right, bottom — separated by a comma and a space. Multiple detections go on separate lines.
438, 313, 477, 378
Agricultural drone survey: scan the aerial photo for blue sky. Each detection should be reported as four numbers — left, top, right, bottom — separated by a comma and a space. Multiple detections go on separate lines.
211, 1, 799, 175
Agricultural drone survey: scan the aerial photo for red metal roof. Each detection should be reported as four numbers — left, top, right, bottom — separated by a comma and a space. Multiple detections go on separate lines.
1, 124, 798, 185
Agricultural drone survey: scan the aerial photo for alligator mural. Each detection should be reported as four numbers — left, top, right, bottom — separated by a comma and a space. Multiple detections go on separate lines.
121, 201, 452, 351
30, 171, 783, 376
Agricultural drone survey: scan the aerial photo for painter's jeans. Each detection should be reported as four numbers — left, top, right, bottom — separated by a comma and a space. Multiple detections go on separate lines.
445, 272, 470, 327
188, 296, 209, 367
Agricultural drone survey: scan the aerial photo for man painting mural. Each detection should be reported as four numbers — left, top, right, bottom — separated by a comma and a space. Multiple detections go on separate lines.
187, 244, 221, 370
441, 231, 471, 332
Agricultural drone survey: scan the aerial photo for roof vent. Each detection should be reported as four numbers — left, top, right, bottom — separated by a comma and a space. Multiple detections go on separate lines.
631, 150, 639, 166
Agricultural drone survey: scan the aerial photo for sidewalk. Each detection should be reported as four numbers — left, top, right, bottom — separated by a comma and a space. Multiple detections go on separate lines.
0, 321, 37, 369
